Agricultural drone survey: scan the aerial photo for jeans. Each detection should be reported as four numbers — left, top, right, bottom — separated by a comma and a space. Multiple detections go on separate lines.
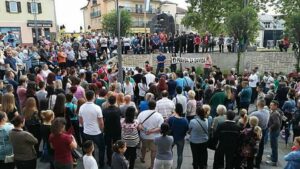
173, 139, 185, 169
190, 142, 208, 169
255, 128, 267, 167
124, 147, 137, 169
270, 130, 280, 162
15, 159, 36, 169
83, 133, 105, 167
153, 159, 173, 169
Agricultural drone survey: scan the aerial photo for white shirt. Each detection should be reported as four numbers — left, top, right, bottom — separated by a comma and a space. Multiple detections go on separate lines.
138, 83, 149, 97
66, 50, 75, 61
248, 73, 258, 87
137, 110, 164, 140
172, 94, 188, 114
123, 37, 131, 47
266, 76, 274, 88
145, 72, 155, 86
83, 155, 98, 169
156, 97, 175, 118
100, 37, 108, 47
123, 83, 134, 96
41, 69, 51, 80
79, 102, 103, 135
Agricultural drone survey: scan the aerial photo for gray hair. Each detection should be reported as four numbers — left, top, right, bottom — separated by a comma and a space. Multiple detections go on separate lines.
216, 105, 227, 115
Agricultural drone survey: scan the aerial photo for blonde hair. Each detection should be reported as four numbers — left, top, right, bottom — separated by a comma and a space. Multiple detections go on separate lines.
23, 97, 38, 120
124, 95, 131, 104
224, 85, 232, 99
54, 80, 63, 89
188, 90, 196, 99
202, 104, 211, 116
295, 136, 300, 145
41, 110, 54, 123
249, 116, 259, 127
216, 105, 227, 115
254, 126, 262, 140
116, 93, 124, 106
2, 93, 15, 113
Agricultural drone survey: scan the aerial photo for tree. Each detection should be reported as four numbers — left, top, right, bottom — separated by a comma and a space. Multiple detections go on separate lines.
225, 7, 259, 73
182, 0, 271, 35
102, 10, 132, 36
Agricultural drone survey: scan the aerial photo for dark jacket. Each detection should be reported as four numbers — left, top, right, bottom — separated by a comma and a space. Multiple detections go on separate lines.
268, 110, 282, 132
215, 120, 241, 152
103, 105, 121, 139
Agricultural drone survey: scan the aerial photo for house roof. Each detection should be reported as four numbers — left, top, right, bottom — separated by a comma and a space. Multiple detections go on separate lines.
176, 7, 187, 14
161, 0, 177, 5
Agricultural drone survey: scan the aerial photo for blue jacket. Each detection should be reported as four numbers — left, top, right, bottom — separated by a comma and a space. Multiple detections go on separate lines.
240, 86, 252, 103
284, 150, 300, 169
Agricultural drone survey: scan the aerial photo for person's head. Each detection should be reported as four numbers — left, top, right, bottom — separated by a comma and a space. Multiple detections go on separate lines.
86, 90, 95, 101
23, 97, 38, 119
294, 136, 300, 147
240, 109, 247, 117
0, 111, 8, 124
270, 100, 279, 111
83, 140, 94, 154
125, 106, 136, 123
51, 117, 66, 135
187, 90, 195, 100
2, 93, 15, 113
241, 81, 248, 88
65, 93, 73, 103
112, 140, 127, 154
160, 123, 170, 136
216, 105, 227, 116
202, 104, 211, 117
38, 81, 46, 90
176, 86, 182, 94
249, 116, 259, 127
19, 75, 28, 86
148, 100, 156, 110
256, 99, 265, 109
161, 90, 169, 98
144, 92, 154, 101
226, 111, 236, 121
11, 115, 25, 128
108, 95, 117, 105
196, 106, 206, 120
175, 103, 183, 117
54, 80, 63, 90
40, 110, 55, 123
124, 95, 131, 104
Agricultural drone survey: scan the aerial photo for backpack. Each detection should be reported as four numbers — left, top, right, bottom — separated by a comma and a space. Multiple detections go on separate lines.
292, 110, 300, 130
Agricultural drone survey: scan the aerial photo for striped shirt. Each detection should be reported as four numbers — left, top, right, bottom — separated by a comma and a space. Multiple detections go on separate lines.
121, 119, 139, 147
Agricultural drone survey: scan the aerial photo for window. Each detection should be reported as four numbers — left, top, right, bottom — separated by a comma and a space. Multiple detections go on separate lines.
31, 2, 38, 14
264, 22, 271, 28
92, 0, 97, 5
9, 1, 18, 12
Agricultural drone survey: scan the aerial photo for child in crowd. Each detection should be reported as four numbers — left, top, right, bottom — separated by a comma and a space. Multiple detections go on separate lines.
111, 140, 129, 169
83, 140, 98, 169
291, 137, 300, 151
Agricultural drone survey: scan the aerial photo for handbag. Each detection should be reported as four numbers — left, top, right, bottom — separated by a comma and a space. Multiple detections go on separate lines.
195, 119, 217, 150
1, 129, 14, 163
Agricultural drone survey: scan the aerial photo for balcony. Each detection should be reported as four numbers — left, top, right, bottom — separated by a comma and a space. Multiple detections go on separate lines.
90, 11, 101, 18
132, 21, 150, 28
123, 7, 159, 14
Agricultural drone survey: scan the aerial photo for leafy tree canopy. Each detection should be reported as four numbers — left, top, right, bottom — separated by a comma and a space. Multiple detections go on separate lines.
102, 10, 132, 36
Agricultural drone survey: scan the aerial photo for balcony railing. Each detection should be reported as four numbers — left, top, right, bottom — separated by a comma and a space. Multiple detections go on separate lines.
124, 7, 159, 14
90, 11, 101, 18
132, 21, 150, 27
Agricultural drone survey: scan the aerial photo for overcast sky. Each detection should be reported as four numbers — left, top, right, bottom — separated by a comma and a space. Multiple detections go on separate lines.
55, 0, 188, 32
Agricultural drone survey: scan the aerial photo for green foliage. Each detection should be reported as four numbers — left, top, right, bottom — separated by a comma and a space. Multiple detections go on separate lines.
183, 0, 272, 35
102, 10, 132, 36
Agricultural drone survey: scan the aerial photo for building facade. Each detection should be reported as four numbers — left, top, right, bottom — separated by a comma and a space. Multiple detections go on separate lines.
81, 0, 162, 34
0, 0, 57, 44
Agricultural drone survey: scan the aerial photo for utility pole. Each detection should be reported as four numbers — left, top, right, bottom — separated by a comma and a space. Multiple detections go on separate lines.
33, 0, 39, 44
117, 0, 123, 83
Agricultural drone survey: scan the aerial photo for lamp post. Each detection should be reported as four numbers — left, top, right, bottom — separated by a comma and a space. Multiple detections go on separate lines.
116, 0, 123, 83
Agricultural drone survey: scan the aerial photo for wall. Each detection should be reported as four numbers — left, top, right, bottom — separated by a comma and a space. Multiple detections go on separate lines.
121, 52, 297, 74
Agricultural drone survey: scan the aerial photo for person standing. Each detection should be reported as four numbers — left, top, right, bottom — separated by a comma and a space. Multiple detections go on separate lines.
218, 34, 225, 53
250, 99, 270, 168
249, 70, 259, 104
203, 55, 212, 80
79, 90, 105, 168
238, 81, 252, 112
156, 91, 175, 119
168, 104, 189, 169
111, 140, 129, 169
102, 95, 122, 166
172, 87, 187, 117
156, 52, 166, 75
137, 100, 164, 169
153, 123, 174, 169
189, 106, 212, 169
266, 100, 282, 166
0, 111, 14, 169
213, 111, 241, 169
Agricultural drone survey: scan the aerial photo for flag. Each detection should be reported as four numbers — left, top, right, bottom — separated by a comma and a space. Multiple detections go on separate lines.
145, 0, 150, 11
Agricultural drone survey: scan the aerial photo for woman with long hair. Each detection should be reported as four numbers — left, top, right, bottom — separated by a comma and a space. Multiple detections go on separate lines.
186, 90, 197, 123
53, 94, 66, 118
49, 118, 77, 169
2, 93, 18, 122
157, 76, 168, 93
138, 76, 149, 103
9, 115, 38, 169
23, 97, 41, 155
46, 86, 57, 110
121, 106, 140, 169
116, 93, 125, 107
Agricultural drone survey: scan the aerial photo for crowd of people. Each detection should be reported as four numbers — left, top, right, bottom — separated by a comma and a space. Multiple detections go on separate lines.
0, 32, 300, 169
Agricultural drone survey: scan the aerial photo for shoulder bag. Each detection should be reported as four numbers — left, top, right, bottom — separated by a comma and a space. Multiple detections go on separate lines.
195, 118, 217, 150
